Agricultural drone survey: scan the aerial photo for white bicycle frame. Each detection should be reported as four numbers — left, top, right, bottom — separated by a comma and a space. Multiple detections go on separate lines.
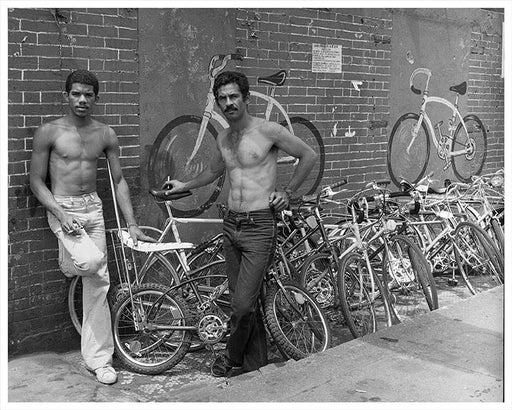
407, 68, 470, 165
187, 54, 295, 167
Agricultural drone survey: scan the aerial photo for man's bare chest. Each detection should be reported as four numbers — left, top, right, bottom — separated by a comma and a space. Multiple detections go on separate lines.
52, 128, 106, 161
221, 136, 274, 169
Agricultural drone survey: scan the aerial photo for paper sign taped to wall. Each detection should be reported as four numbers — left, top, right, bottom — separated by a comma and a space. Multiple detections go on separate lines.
312, 43, 342, 73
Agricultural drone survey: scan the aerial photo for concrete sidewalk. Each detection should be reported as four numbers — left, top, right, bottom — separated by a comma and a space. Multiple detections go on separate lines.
6, 285, 507, 406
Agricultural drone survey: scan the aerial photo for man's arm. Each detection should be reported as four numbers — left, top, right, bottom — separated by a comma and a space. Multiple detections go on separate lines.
29, 125, 79, 233
104, 127, 154, 245
268, 122, 317, 209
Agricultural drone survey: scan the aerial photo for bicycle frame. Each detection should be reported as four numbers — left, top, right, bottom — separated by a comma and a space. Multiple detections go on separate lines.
408, 68, 469, 166
139, 198, 223, 276
187, 54, 294, 167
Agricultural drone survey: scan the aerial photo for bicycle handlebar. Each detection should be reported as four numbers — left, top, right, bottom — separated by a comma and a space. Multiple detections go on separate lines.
149, 188, 192, 202
347, 179, 391, 208
410, 67, 432, 95
209, 53, 244, 79
296, 179, 348, 207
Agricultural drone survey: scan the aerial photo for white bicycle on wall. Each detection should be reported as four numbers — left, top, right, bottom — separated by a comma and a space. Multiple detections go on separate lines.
387, 67, 487, 187
147, 53, 325, 217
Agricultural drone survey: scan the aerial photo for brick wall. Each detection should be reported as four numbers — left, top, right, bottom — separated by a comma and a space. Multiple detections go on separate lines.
7, 7, 504, 356
7, 8, 140, 354
235, 8, 393, 195
468, 28, 505, 172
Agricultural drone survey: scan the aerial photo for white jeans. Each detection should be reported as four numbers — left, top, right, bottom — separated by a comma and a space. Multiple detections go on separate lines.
47, 192, 113, 371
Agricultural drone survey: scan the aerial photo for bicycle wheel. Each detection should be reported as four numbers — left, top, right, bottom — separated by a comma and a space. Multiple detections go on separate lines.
490, 218, 504, 257
387, 113, 430, 187
112, 283, 192, 375
279, 117, 325, 196
68, 225, 165, 335
452, 221, 503, 294
381, 235, 438, 322
137, 252, 181, 288
451, 115, 487, 183
337, 252, 378, 338
147, 115, 225, 217
263, 281, 331, 360
299, 253, 337, 311
68, 276, 82, 335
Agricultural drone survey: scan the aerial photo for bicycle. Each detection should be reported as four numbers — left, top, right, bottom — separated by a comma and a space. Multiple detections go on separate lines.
147, 53, 325, 217
387, 67, 487, 186
450, 171, 504, 256
68, 165, 224, 336
110, 199, 332, 375
395, 176, 503, 296
298, 180, 437, 337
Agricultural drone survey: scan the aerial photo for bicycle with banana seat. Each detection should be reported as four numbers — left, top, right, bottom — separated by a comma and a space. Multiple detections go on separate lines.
68, 166, 224, 336
147, 53, 325, 218
110, 188, 331, 375
387, 67, 487, 187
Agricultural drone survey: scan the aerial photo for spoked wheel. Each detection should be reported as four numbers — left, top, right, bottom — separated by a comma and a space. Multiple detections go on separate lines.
452, 222, 503, 294
387, 113, 430, 187
147, 115, 225, 217
299, 253, 337, 310
112, 283, 192, 375
263, 281, 331, 360
68, 276, 82, 334
278, 116, 325, 196
337, 252, 378, 338
451, 115, 487, 183
381, 235, 438, 323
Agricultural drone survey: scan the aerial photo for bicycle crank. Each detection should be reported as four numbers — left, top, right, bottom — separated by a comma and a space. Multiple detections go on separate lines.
197, 313, 228, 344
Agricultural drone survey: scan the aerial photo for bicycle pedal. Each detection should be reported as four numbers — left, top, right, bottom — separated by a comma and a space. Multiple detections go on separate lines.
125, 340, 142, 355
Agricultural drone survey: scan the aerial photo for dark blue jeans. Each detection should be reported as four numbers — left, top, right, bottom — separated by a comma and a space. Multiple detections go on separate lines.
222, 207, 276, 372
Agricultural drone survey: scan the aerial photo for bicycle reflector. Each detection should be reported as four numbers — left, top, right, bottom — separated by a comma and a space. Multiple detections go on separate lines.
490, 175, 504, 188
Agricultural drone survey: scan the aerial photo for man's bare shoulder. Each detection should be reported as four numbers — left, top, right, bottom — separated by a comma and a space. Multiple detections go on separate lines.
256, 118, 289, 139
34, 118, 68, 143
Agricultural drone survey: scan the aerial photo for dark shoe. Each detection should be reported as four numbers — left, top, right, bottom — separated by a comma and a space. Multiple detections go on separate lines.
210, 354, 241, 377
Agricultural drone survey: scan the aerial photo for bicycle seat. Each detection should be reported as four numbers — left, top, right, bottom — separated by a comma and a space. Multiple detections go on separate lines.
258, 70, 287, 87
149, 188, 192, 201
449, 81, 467, 95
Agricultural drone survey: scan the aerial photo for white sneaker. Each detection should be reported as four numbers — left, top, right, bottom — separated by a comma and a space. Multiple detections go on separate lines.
94, 366, 117, 384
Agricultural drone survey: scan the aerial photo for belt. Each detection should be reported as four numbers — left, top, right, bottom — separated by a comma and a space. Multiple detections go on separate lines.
223, 207, 274, 222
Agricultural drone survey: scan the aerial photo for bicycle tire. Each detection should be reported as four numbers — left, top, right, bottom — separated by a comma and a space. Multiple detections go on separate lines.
490, 218, 504, 257
112, 283, 192, 375
147, 115, 225, 217
277, 117, 325, 197
68, 276, 82, 335
138, 252, 181, 287
263, 281, 331, 360
381, 235, 438, 321
387, 113, 431, 187
142, 235, 225, 352
451, 115, 487, 183
279, 117, 325, 196
298, 253, 337, 311
337, 252, 379, 338
452, 221, 504, 294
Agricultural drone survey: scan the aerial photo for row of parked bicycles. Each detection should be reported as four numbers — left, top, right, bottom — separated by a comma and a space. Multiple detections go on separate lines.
68, 168, 504, 375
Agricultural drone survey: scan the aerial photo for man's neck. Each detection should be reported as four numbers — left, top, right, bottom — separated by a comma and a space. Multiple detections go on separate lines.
65, 113, 93, 128
228, 114, 252, 134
